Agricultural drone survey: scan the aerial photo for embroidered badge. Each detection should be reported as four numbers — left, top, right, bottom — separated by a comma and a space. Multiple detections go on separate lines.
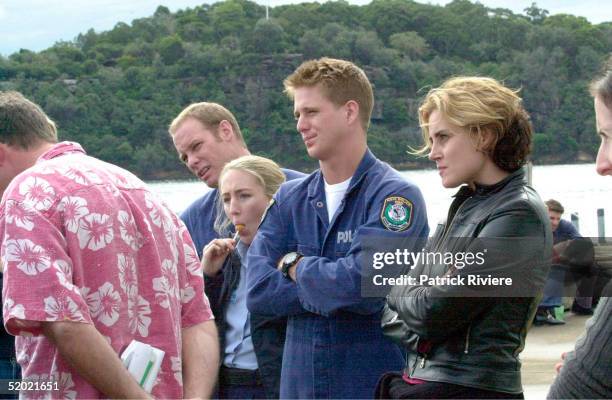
381, 196, 413, 232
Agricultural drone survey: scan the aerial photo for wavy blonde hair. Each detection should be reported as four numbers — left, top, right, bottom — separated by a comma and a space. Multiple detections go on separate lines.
416, 76, 532, 172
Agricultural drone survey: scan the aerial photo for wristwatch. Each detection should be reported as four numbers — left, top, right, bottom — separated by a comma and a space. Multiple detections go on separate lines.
280, 252, 303, 279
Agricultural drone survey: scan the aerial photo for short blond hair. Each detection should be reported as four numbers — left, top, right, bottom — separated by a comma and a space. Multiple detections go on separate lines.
417, 76, 532, 172
214, 155, 285, 235
169, 102, 245, 145
283, 57, 374, 130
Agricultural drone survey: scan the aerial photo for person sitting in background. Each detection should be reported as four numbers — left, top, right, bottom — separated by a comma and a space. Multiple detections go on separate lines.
547, 54, 612, 400
201, 155, 286, 399
535, 199, 597, 325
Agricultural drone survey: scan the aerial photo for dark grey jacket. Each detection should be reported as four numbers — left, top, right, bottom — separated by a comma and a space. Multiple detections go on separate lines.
383, 168, 552, 394
547, 282, 612, 399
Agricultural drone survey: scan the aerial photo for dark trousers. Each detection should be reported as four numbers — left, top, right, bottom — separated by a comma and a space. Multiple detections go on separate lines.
218, 383, 266, 399
375, 372, 524, 399
218, 366, 266, 400
0, 356, 21, 400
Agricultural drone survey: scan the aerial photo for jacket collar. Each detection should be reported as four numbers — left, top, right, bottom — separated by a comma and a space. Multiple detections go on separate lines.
453, 167, 526, 198
307, 148, 376, 199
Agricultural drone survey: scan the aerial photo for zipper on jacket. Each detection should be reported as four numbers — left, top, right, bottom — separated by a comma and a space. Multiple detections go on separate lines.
420, 353, 427, 368
435, 196, 472, 253
464, 324, 471, 354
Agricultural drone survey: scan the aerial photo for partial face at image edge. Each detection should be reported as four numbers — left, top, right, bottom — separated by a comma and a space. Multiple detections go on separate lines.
595, 96, 612, 176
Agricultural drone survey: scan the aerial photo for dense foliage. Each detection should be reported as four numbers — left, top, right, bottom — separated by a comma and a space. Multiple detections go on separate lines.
1, 0, 610, 179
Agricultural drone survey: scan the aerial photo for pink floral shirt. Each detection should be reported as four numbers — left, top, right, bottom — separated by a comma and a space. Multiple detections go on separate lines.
1, 142, 213, 399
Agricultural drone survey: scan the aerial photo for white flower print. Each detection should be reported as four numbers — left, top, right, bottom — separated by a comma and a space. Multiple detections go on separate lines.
79, 287, 99, 317
4, 238, 51, 275
88, 282, 121, 327
77, 213, 114, 250
3, 298, 25, 320
54, 260, 79, 293
50, 372, 77, 399
108, 166, 144, 190
180, 285, 195, 304
145, 192, 162, 227
58, 196, 89, 233
64, 166, 102, 185
118, 253, 137, 294
183, 243, 201, 276
44, 296, 84, 322
19, 176, 55, 212
5, 200, 35, 231
118, 211, 143, 250
15, 336, 36, 364
127, 290, 151, 337
171, 356, 183, 386
152, 259, 180, 309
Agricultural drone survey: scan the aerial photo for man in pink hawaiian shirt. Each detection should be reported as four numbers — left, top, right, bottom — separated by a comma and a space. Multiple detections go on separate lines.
0, 91, 219, 399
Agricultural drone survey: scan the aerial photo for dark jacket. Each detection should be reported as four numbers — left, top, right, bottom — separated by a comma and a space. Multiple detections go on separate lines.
206, 251, 285, 399
547, 282, 612, 399
383, 168, 552, 394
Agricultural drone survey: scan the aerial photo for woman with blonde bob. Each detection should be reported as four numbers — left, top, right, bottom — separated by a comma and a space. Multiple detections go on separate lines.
201, 155, 286, 399
379, 77, 552, 399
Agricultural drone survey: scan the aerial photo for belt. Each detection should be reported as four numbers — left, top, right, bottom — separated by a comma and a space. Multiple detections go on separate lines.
219, 366, 262, 387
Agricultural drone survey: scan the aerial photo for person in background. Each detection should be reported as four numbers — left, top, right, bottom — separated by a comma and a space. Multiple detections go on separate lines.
201, 155, 286, 399
246, 57, 429, 399
535, 199, 596, 325
547, 55, 612, 400
168, 102, 304, 257
380, 76, 551, 399
0, 91, 218, 399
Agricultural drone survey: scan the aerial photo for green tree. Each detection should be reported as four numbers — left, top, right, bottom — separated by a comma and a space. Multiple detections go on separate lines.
157, 35, 185, 65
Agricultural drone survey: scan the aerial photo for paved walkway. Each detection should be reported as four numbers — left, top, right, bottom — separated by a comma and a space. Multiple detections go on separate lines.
522, 311, 591, 399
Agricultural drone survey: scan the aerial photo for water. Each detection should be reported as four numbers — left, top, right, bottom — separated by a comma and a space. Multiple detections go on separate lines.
148, 163, 612, 237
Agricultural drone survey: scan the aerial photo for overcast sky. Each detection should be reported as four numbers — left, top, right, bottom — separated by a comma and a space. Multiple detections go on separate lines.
1, 0, 610, 56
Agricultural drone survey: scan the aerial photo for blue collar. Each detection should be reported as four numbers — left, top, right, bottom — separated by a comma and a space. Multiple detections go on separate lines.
307, 148, 376, 199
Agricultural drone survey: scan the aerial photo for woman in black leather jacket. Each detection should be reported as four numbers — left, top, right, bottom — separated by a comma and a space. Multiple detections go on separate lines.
201, 155, 286, 399
378, 77, 552, 399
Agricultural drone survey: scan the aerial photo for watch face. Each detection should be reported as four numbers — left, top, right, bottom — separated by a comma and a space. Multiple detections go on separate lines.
284, 252, 299, 265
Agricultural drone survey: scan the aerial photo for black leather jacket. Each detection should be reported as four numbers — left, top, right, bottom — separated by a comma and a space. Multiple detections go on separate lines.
383, 168, 552, 394
206, 250, 286, 399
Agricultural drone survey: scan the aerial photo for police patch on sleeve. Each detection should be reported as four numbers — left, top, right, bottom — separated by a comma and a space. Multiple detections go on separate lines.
380, 196, 413, 232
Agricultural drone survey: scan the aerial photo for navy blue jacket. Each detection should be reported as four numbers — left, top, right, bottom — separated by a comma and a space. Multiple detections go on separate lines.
180, 168, 305, 257
179, 167, 304, 396
554, 219, 581, 244
247, 149, 429, 399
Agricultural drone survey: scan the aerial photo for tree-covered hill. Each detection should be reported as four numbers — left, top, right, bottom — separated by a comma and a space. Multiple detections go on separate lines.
1, 0, 610, 179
